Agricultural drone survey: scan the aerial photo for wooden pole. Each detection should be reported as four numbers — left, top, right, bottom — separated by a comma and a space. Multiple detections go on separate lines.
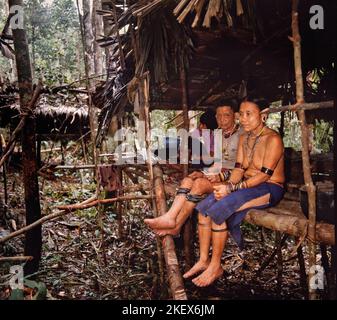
256, 234, 288, 275
297, 244, 308, 299
36, 136, 42, 168
140, 73, 165, 287
180, 66, 194, 270
111, 0, 125, 71
1, 139, 8, 215
262, 100, 333, 114
8, 0, 42, 276
276, 231, 283, 294
116, 166, 124, 239
291, 0, 318, 300
153, 165, 187, 300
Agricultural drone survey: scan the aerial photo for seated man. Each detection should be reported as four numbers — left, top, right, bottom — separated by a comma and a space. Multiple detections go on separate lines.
144, 100, 243, 236
186, 95, 285, 287
189, 108, 218, 162
155, 108, 217, 166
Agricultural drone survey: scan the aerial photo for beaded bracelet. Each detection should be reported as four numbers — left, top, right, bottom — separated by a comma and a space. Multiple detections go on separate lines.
225, 180, 248, 193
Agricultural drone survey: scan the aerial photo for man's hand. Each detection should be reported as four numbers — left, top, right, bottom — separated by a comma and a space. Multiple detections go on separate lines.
213, 184, 229, 200
188, 171, 204, 179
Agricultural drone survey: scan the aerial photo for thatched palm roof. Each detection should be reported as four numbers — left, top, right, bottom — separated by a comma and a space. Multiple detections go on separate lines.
94, 0, 335, 147
0, 92, 89, 139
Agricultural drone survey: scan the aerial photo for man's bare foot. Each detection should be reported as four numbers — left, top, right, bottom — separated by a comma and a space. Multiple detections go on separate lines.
192, 264, 223, 287
144, 214, 176, 230
153, 226, 181, 237
183, 260, 210, 279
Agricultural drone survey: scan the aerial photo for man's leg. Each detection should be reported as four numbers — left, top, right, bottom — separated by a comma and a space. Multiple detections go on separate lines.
192, 220, 228, 287
183, 213, 212, 278
144, 176, 194, 229
152, 178, 215, 235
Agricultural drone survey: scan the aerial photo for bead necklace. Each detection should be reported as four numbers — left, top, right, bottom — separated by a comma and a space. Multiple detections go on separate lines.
244, 126, 266, 167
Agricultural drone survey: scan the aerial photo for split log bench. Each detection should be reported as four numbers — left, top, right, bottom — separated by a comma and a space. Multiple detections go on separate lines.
244, 197, 335, 246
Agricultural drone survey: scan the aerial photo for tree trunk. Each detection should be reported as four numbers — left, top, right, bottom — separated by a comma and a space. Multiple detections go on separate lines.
8, 0, 42, 275
101, 0, 113, 71
80, 0, 98, 144
92, 0, 104, 77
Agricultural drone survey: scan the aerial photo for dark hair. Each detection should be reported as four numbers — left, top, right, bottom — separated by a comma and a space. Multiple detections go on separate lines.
199, 109, 218, 130
241, 94, 269, 111
215, 98, 238, 112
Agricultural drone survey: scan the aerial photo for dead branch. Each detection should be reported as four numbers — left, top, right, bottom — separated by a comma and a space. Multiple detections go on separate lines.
0, 195, 97, 244
55, 195, 154, 211
0, 256, 33, 262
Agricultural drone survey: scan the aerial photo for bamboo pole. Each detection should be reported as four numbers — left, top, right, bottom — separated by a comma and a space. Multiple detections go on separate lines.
180, 66, 194, 270
291, 0, 318, 300
153, 165, 188, 300
55, 164, 96, 170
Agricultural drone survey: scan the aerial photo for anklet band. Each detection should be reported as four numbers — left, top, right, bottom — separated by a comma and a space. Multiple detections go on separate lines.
186, 193, 207, 203
176, 187, 191, 195
198, 222, 211, 227
211, 227, 228, 232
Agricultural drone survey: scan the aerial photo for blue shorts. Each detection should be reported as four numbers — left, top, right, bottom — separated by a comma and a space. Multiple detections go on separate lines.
196, 182, 284, 250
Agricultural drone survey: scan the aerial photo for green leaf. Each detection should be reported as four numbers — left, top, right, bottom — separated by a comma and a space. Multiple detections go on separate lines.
9, 289, 25, 300
24, 279, 47, 300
